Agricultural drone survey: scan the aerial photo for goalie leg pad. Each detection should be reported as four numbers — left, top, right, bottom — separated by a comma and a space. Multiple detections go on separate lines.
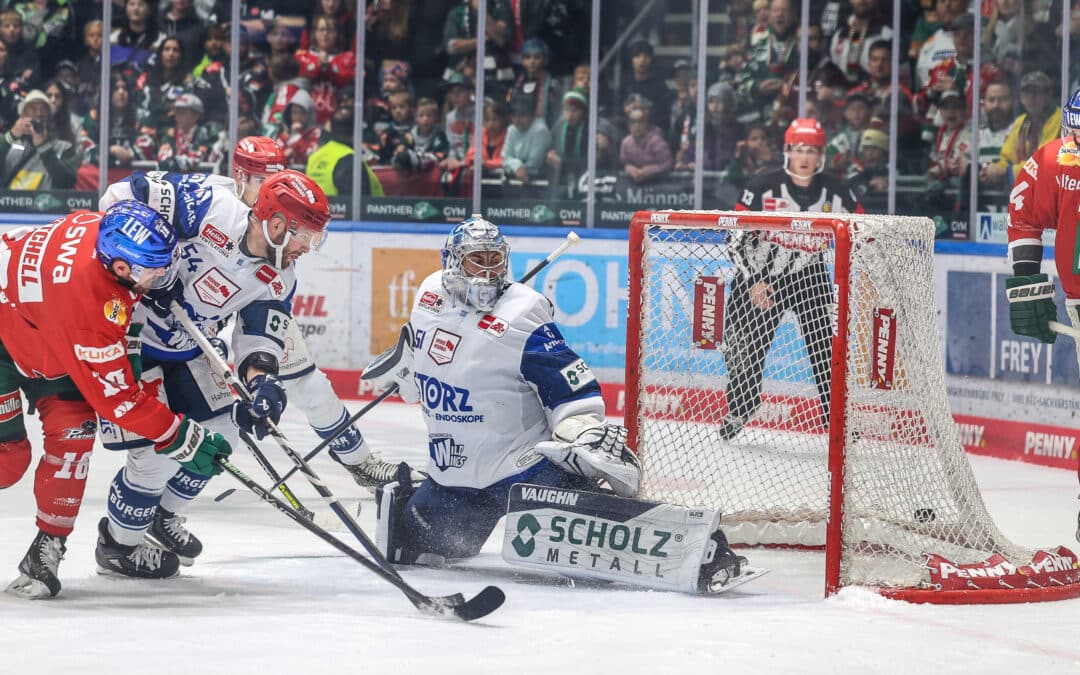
503, 483, 757, 594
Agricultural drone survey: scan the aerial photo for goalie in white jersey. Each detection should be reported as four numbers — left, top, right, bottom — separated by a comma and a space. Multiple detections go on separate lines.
367, 217, 764, 594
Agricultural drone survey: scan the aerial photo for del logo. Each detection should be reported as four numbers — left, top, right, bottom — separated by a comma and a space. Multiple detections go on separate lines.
429, 434, 467, 470
692, 276, 723, 350
255, 265, 286, 297
74, 342, 124, 363
478, 314, 508, 336
193, 268, 241, 308
199, 223, 233, 253
418, 291, 445, 314
512, 514, 542, 556
103, 298, 127, 325
871, 307, 897, 390
427, 328, 460, 365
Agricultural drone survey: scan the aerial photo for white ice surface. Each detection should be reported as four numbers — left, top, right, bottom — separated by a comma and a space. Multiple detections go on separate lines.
2, 402, 1079, 674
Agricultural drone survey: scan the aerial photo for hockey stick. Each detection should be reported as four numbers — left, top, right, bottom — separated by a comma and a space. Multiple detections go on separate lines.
216, 456, 505, 621
236, 426, 316, 520
1050, 320, 1080, 340
171, 301, 506, 619
242, 230, 583, 497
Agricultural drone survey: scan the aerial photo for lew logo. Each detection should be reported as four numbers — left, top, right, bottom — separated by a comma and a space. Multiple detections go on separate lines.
1024, 431, 1077, 459
193, 268, 241, 308
871, 307, 897, 390
692, 276, 723, 350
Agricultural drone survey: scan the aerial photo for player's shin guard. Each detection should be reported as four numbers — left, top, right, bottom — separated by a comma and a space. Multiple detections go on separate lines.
33, 397, 96, 537
107, 467, 166, 547
375, 465, 425, 564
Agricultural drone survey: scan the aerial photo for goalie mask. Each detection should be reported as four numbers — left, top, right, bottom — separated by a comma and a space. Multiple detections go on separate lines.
783, 117, 826, 179
1063, 87, 1080, 146
441, 216, 510, 312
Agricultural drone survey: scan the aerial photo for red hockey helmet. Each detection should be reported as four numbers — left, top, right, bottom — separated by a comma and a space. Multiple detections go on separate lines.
327, 51, 357, 89
784, 117, 826, 149
783, 117, 826, 179
252, 170, 331, 267
233, 136, 285, 202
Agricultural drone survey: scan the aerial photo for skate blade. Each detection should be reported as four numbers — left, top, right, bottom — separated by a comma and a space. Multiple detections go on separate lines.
707, 566, 770, 594
4, 574, 56, 599
95, 566, 181, 580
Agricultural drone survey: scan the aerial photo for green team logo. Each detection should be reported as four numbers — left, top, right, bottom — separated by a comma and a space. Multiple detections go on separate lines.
511, 514, 542, 557
34, 193, 61, 212
413, 201, 438, 220
531, 204, 556, 224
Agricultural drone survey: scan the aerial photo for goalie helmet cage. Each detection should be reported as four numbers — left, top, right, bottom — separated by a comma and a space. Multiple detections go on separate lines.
625, 210, 1080, 604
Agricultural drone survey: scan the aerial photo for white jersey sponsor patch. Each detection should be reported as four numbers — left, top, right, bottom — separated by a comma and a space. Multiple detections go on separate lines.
428, 328, 460, 365
193, 268, 241, 308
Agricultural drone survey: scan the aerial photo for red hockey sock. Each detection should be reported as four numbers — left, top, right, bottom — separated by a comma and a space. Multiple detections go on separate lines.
33, 397, 96, 537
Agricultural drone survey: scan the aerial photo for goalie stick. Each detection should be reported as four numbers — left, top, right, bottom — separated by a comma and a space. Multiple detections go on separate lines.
216, 456, 504, 621
218, 230, 582, 500
1050, 320, 1080, 340
171, 302, 506, 620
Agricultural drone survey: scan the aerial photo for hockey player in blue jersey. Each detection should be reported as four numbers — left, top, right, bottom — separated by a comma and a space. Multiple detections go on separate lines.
99, 137, 399, 493
367, 217, 763, 594
91, 169, 336, 578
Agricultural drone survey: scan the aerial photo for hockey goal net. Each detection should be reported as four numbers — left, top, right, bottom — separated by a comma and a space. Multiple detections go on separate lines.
625, 210, 1080, 603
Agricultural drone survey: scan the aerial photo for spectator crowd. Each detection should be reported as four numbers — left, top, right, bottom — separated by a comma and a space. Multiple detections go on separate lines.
0, 0, 1068, 231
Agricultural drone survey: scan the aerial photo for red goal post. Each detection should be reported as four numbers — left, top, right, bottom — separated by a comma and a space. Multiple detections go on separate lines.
625, 209, 1080, 604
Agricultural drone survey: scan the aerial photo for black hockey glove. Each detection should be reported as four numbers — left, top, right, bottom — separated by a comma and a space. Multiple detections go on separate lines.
140, 276, 184, 320
1005, 274, 1058, 344
231, 374, 288, 440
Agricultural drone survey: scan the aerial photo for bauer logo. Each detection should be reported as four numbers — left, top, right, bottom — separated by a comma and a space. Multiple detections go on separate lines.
871, 307, 897, 390
692, 276, 723, 350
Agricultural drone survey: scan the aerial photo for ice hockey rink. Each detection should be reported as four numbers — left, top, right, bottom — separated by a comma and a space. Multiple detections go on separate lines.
2, 402, 1079, 674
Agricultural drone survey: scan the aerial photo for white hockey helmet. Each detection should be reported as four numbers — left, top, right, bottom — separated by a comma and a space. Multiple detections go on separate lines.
441, 215, 510, 312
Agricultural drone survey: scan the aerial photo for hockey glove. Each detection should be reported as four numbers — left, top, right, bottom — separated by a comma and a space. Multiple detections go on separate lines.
140, 276, 184, 320
231, 373, 287, 440
155, 417, 232, 476
1005, 274, 1058, 344
362, 322, 418, 403
536, 415, 642, 498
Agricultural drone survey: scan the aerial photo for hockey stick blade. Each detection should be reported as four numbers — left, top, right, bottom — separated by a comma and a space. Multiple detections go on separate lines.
418, 585, 506, 621
219, 457, 504, 621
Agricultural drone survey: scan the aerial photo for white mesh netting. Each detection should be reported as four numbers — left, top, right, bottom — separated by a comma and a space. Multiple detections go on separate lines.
628, 211, 1032, 590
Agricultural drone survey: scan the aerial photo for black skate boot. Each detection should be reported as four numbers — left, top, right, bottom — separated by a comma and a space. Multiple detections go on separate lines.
5, 530, 67, 599
331, 451, 406, 489
146, 508, 202, 566
95, 517, 180, 579
697, 527, 750, 593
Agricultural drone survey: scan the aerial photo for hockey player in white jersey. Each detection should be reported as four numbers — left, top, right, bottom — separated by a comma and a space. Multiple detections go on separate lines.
92, 169, 330, 578
100, 137, 398, 490
367, 217, 763, 594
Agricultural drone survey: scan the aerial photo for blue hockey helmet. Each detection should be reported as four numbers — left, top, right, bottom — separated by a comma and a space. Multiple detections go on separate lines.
441, 215, 510, 311
1062, 86, 1080, 142
97, 200, 179, 289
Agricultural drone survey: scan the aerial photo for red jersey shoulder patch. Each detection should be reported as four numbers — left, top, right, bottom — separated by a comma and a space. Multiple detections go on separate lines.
255, 264, 287, 298
477, 314, 508, 337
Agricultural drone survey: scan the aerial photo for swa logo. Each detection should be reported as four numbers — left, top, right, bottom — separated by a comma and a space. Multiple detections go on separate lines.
512, 514, 541, 556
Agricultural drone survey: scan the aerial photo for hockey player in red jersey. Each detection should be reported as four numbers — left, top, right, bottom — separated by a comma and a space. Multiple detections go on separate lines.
1006, 87, 1080, 535
0, 201, 232, 599
722, 118, 863, 439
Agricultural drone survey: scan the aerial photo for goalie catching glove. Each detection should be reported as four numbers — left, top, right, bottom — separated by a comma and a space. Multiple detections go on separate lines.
155, 417, 232, 476
1005, 273, 1058, 344
362, 322, 418, 403
534, 415, 642, 498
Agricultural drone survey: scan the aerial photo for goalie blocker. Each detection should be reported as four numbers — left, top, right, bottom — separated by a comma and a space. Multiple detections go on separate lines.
376, 478, 766, 594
